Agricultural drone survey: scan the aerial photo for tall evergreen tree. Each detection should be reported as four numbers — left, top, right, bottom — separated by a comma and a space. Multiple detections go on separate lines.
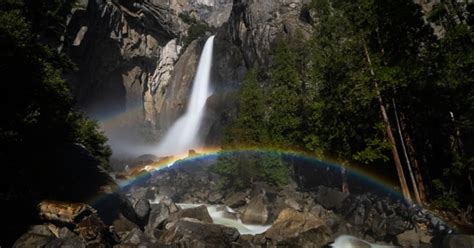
268, 41, 303, 148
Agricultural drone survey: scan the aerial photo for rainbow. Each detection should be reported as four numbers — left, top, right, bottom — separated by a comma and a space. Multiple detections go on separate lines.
89, 146, 406, 207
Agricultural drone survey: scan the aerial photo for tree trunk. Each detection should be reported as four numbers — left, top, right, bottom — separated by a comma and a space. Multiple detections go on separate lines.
393, 98, 422, 204
363, 43, 412, 202
399, 112, 427, 202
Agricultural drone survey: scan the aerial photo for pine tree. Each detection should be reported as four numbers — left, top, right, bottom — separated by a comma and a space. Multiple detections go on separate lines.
268, 41, 303, 148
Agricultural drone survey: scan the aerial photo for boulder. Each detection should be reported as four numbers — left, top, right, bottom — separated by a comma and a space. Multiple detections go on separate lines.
208, 191, 223, 203
285, 198, 302, 211
265, 208, 332, 247
45, 227, 87, 248
159, 218, 239, 247
224, 191, 248, 208
128, 186, 156, 201
147, 202, 171, 232
13, 233, 54, 248
133, 198, 151, 222
396, 229, 420, 247
118, 228, 153, 246
315, 186, 349, 209
93, 193, 141, 232
168, 205, 213, 223
241, 194, 268, 225
13, 225, 55, 248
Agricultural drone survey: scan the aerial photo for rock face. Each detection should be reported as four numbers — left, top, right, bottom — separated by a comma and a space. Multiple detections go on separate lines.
64, 0, 314, 150
65, 0, 232, 153
204, 0, 314, 145
264, 208, 332, 247
314, 185, 349, 210
241, 194, 268, 225
168, 205, 213, 223
159, 218, 239, 247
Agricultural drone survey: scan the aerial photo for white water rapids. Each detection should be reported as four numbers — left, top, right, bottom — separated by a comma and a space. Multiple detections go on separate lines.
155, 35, 215, 157
177, 203, 272, 235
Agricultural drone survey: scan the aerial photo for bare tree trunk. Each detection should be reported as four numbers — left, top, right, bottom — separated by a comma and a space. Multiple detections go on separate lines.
399, 112, 427, 201
393, 98, 422, 204
363, 43, 412, 202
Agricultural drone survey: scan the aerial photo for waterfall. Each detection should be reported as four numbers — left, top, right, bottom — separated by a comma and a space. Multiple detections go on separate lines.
156, 35, 215, 156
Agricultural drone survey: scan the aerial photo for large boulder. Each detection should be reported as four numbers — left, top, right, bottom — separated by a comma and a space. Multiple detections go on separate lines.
93, 193, 141, 232
396, 229, 420, 247
241, 194, 268, 225
132, 198, 151, 224
264, 208, 332, 247
145, 196, 179, 240
224, 191, 248, 208
117, 228, 153, 247
314, 186, 349, 210
208, 191, 223, 203
159, 218, 239, 247
168, 205, 213, 223
44, 227, 87, 248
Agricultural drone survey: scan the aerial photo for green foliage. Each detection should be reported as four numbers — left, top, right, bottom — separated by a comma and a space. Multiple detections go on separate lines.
0, 1, 110, 167
0, 0, 113, 244
183, 22, 213, 48
215, 69, 289, 189
212, 152, 288, 190
218, 0, 474, 209
179, 12, 198, 24
71, 113, 112, 169
0, 0, 111, 175
267, 41, 303, 147
224, 69, 268, 146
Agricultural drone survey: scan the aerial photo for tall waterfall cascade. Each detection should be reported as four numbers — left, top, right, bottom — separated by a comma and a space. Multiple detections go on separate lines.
156, 35, 215, 156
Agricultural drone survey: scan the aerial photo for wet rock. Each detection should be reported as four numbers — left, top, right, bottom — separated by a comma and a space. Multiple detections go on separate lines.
265, 208, 332, 247
159, 218, 239, 247
241, 194, 268, 225
315, 185, 349, 209
168, 205, 213, 223
224, 191, 248, 208
331, 235, 374, 248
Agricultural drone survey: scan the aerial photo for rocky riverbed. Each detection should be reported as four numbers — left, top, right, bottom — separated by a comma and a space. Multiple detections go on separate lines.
13, 154, 474, 247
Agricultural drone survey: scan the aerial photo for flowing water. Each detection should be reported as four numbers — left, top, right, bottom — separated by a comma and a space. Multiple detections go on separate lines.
156, 36, 215, 156
176, 203, 272, 235
331, 235, 398, 248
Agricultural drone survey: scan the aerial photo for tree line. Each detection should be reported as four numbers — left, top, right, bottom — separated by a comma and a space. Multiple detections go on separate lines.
215, 0, 473, 210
